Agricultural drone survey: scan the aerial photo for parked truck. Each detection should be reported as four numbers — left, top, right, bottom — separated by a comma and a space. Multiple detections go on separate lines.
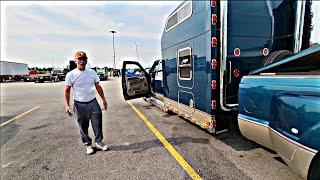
238, 45, 319, 179
122, 0, 314, 133
51, 68, 66, 81
91, 67, 109, 80
0, 61, 28, 82
121, 0, 318, 179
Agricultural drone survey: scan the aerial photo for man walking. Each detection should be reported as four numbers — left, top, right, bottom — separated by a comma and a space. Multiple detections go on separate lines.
64, 51, 109, 155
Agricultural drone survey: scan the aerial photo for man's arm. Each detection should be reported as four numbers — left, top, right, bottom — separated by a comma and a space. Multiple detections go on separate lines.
64, 85, 73, 117
95, 82, 108, 109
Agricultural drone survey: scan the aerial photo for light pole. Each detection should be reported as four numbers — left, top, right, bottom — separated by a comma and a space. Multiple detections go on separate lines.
135, 41, 139, 63
109, 30, 117, 71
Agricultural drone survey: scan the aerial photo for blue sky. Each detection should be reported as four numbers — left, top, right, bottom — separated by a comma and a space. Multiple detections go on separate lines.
1, 1, 182, 68
1, 1, 320, 68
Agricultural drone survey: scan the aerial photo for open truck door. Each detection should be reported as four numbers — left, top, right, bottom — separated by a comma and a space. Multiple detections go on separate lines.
121, 61, 151, 100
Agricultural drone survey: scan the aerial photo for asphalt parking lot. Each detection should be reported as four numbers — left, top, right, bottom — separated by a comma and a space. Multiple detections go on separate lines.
0, 78, 302, 180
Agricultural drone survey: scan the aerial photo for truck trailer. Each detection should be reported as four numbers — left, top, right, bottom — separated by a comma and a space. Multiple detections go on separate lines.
0, 61, 28, 82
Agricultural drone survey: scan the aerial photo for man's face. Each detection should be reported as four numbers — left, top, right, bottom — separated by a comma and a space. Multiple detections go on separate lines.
75, 58, 87, 70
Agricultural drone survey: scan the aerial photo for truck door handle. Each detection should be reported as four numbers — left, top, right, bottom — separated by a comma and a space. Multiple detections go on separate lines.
228, 61, 232, 84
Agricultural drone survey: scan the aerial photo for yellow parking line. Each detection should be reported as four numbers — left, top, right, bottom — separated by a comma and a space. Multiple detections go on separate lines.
127, 101, 202, 180
0, 106, 40, 127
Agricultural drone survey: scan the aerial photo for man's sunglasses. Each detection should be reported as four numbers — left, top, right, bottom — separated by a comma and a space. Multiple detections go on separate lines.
76, 57, 88, 61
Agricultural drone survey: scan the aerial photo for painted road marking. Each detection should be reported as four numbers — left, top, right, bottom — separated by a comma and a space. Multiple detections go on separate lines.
127, 101, 202, 180
0, 106, 40, 127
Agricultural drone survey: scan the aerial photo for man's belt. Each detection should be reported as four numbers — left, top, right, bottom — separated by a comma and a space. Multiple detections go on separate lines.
74, 98, 96, 104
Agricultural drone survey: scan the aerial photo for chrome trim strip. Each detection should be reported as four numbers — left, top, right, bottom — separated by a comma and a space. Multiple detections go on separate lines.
293, 0, 306, 53
238, 117, 269, 128
243, 75, 320, 79
238, 116, 318, 154
219, 0, 229, 111
219, 0, 237, 111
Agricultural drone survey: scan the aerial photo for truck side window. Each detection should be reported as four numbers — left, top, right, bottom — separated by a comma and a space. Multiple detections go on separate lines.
165, 1, 192, 32
178, 47, 192, 80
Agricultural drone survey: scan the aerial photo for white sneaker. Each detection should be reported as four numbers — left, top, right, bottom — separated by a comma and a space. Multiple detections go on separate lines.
86, 145, 94, 155
95, 142, 109, 151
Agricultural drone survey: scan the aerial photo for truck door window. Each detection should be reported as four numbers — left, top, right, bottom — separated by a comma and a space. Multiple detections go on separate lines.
178, 47, 192, 80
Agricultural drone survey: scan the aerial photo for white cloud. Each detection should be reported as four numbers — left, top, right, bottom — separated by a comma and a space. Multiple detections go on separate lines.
1, 1, 179, 68
2, 1, 182, 7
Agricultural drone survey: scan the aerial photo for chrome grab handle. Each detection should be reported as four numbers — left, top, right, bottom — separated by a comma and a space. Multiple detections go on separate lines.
228, 61, 232, 84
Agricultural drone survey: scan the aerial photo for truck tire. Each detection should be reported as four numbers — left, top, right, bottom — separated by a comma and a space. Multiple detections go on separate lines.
308, 153, 320, 180
262, 50, 293, 66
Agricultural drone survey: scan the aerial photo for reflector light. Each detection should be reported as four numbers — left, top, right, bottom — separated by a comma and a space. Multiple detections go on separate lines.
263, 48, 269, 56
234, 48, 240, 57
211, 0, 216, 7
210, 121, 216, 128
211, 59, 217, 69
211, 80, 217, 90
211, 100, 216, 110
233, 69, 240, 78
212, 14, 217, 25
212, 37, 217, 47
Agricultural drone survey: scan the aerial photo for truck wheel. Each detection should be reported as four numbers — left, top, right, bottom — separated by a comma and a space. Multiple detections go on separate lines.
262, 50, 293, 66
308, 153, 320, 180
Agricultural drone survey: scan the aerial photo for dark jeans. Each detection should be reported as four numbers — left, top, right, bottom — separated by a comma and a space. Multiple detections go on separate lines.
74, 98, 103, 146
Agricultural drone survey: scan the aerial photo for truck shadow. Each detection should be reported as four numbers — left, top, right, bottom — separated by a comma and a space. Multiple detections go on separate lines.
182, 118, 265, 152
108, 137, 209, 153
214, 125, 263, 152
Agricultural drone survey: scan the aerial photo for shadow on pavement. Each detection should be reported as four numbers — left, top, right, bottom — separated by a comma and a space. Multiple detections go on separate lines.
0, 123, 20, 146
0, 116, 14, 124
109, 137, 209, 153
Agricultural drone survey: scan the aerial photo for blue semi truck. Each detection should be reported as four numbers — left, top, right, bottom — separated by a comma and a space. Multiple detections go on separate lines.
121, 1, 318, 179
122, 0, 314, 133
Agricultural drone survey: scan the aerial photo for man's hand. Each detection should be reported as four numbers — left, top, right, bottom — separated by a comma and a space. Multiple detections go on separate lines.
102, 99, 108, 110
65, 105, 73, 117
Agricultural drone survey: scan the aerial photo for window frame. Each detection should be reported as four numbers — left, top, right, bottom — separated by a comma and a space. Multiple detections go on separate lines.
178, 47, 193, 80
165, 1, 193, 32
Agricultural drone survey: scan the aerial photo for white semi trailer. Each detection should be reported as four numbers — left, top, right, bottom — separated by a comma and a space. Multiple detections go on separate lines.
0, 61, 28, 82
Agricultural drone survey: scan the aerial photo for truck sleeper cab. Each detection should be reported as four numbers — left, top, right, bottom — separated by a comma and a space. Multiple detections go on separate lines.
122, 0, 313, 134
238, 45, 320, 179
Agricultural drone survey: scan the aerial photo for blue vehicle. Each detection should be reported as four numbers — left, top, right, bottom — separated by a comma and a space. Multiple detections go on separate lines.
238, 45, 320, 179
122, 0, 314, 133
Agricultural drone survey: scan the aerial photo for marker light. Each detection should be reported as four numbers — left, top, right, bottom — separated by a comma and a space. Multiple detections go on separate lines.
234, 48, 240, 57
211, 59, 217, 69
233, 69, 240, 78
211, 80, 217, 90
212, 37, 217, 47
212, 14, 217, 25
211, 100, 216, 109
